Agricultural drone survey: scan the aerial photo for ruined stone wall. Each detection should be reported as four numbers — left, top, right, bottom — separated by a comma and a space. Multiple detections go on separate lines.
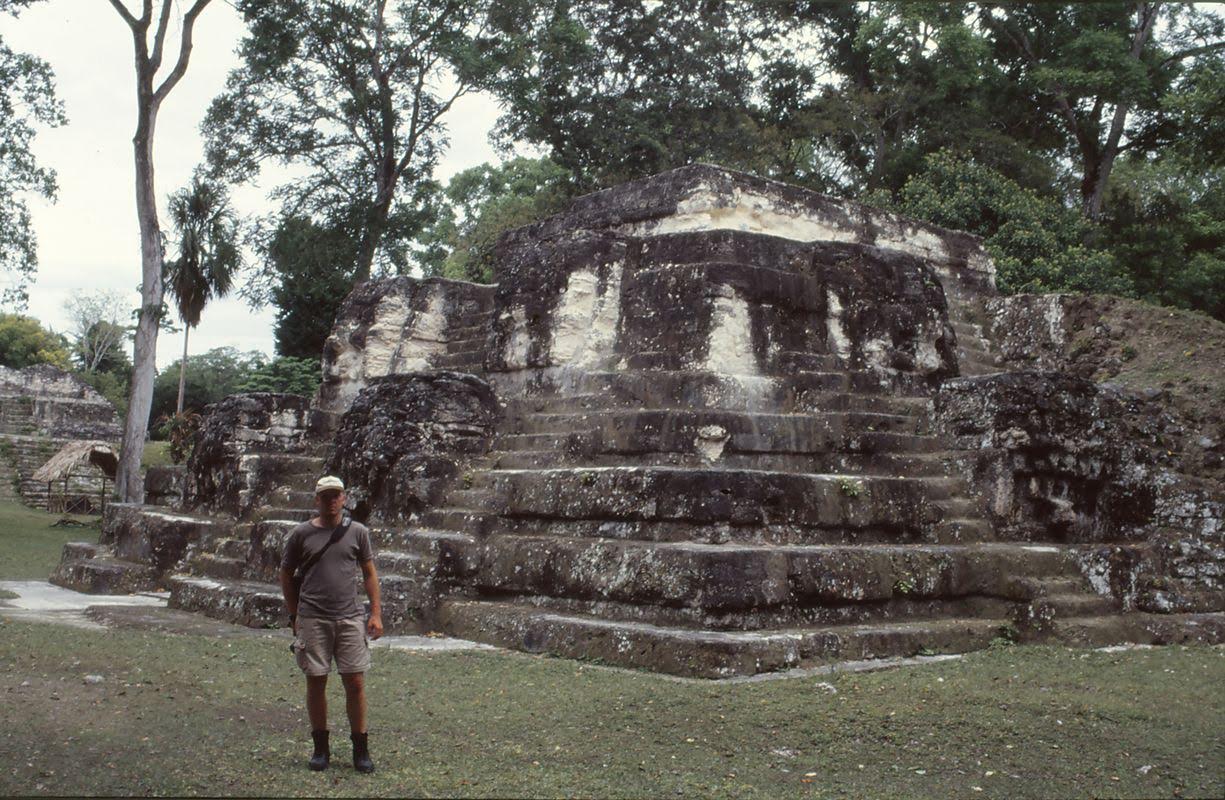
487, 173, 969, 392
936, 372, 1223, 612
185, 393, 312, 516
326, 372, 500, 524
0, 365, 121, 509
314, 277, 495, 432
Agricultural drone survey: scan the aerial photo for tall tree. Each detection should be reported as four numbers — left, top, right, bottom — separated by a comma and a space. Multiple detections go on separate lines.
105, 0, 217, 502
164, 175, 240, 414
978, 2, 1225, 219
0, 0, 66, 309
204, 0, 513, 283
489, 0, 767, 190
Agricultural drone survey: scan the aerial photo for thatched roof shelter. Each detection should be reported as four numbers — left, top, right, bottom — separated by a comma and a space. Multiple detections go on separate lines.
33, 440, 118, 483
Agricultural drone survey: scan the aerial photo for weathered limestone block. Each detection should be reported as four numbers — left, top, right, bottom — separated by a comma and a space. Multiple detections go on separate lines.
186, 393, 312, 515
315, 277, 495, 429
936, 372, 1223, 612
100, 503, 226, 574
0, 364, 122, 440
143, 465, 186, 508
326, 372, 499, 523
488, 216, 958, 383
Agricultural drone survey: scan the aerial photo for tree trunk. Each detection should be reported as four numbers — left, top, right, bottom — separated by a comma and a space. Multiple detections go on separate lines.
116, 119, 164, 504
176, 325, 189, 414
353, 193, 393, 282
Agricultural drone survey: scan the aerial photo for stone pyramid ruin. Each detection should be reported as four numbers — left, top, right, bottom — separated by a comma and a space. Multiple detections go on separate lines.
53, 165, 1224, 677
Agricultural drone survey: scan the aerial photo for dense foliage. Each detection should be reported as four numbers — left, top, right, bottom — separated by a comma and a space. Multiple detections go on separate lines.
0, 0, 66, 309
190, 1, 1225, 322
0, 313, 69, 370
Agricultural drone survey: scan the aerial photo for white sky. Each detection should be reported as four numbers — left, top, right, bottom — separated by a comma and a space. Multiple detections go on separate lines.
2, 1, 504, 368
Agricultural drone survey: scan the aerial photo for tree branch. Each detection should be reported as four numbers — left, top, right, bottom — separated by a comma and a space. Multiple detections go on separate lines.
1159, 39, 1225, 69
105, 0, 140, 31
149, 0, 175, 74
151, 0, 212, 108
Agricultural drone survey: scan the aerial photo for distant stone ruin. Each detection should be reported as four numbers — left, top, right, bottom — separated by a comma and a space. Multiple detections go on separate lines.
0, 365, 121, 512
53, 166, 1223, 677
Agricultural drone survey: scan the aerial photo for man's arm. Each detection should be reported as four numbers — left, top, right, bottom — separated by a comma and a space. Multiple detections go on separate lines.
279, 567, 299, 634
360, 559, 383, 639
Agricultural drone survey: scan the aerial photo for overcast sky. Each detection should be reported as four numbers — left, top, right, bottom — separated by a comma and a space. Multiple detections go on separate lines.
2, 1, 504, 368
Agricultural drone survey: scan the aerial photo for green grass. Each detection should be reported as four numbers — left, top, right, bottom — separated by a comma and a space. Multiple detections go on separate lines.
0, 619, 1220, 798
0, 501, 98, 580
141, 440, 173, 469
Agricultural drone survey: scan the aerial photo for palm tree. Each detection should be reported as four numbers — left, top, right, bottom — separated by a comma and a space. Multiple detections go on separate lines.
165, 176, 241, 414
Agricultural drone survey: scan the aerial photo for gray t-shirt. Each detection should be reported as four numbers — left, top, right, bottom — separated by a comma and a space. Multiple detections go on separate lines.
281, 520, 375, 620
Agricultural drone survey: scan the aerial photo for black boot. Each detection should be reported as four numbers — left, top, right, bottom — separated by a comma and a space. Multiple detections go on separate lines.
309, 729, 329, 771
351, 731, 375, 774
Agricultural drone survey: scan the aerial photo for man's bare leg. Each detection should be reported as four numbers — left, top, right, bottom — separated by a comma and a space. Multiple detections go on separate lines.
340, 672, 366, 733
306, 675, 328, 730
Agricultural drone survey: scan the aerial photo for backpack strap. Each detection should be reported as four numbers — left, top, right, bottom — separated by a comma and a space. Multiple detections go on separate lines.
295, 517, 352, 584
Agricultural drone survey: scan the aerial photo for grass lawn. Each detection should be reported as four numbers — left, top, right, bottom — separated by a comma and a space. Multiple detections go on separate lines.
141, 440, 173, 469
0, 498, 1222, 798
0, 501, 98, 580
0, 621, 1221, 798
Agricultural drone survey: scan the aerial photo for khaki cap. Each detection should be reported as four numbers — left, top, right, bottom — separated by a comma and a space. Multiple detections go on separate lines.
315, 475, 345, 494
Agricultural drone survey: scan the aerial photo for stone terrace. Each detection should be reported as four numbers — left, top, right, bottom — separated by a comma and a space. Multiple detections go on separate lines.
52, 165, 1224, 677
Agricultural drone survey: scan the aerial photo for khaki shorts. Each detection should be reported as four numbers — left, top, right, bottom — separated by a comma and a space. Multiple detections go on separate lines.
293, 616, 371, 676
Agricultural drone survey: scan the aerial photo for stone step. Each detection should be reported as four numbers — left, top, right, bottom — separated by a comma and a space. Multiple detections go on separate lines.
443, 488, 496, 510
929, 517, 995, 543
489, 467, 968, 528
503, 391, 932, 418
1043, 593, 1119, 617
187, 552, 249, 581
470, 536, 1076, 612
418, 508, 497, 535
445, 339, 487, 356
446, 323, 491, 342
507, 409, 923, 439
1050, 612, 1225, 649
61, 541, 99, 561
438, 599, 1011, 678
265, 488, 316, 508
487, 449, 963, 477
51, 555, 160, 595
253, 506, 314, 523
488, 515, 984, 546
497, 431, 596, 452
518, 370, 932, 415
369, 528, 482, 578
493, 423, 945, 459
167, 572, 438, 634
432, 352, 485, 370
214, 537, 252, 560
168, 575, 285, 628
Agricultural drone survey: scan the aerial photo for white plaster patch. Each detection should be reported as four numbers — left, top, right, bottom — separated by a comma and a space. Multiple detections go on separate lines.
1044, 296, 1066, 346
392, 288, 449, 373
361, 294, 413, 379
616, 183, 995, 285
825, 291, 851, 360
705, 293, 757, 375
502, 307, 532, 369
551, 263, 623, 368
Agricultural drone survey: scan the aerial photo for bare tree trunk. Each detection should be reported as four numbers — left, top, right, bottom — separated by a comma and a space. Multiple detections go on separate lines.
176, 325, 189, 414
117, 118, 164, 504
109, 0, 214, 503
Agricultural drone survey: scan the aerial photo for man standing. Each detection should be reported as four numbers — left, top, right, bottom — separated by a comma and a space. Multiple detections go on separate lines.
279, 475, 383, 773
